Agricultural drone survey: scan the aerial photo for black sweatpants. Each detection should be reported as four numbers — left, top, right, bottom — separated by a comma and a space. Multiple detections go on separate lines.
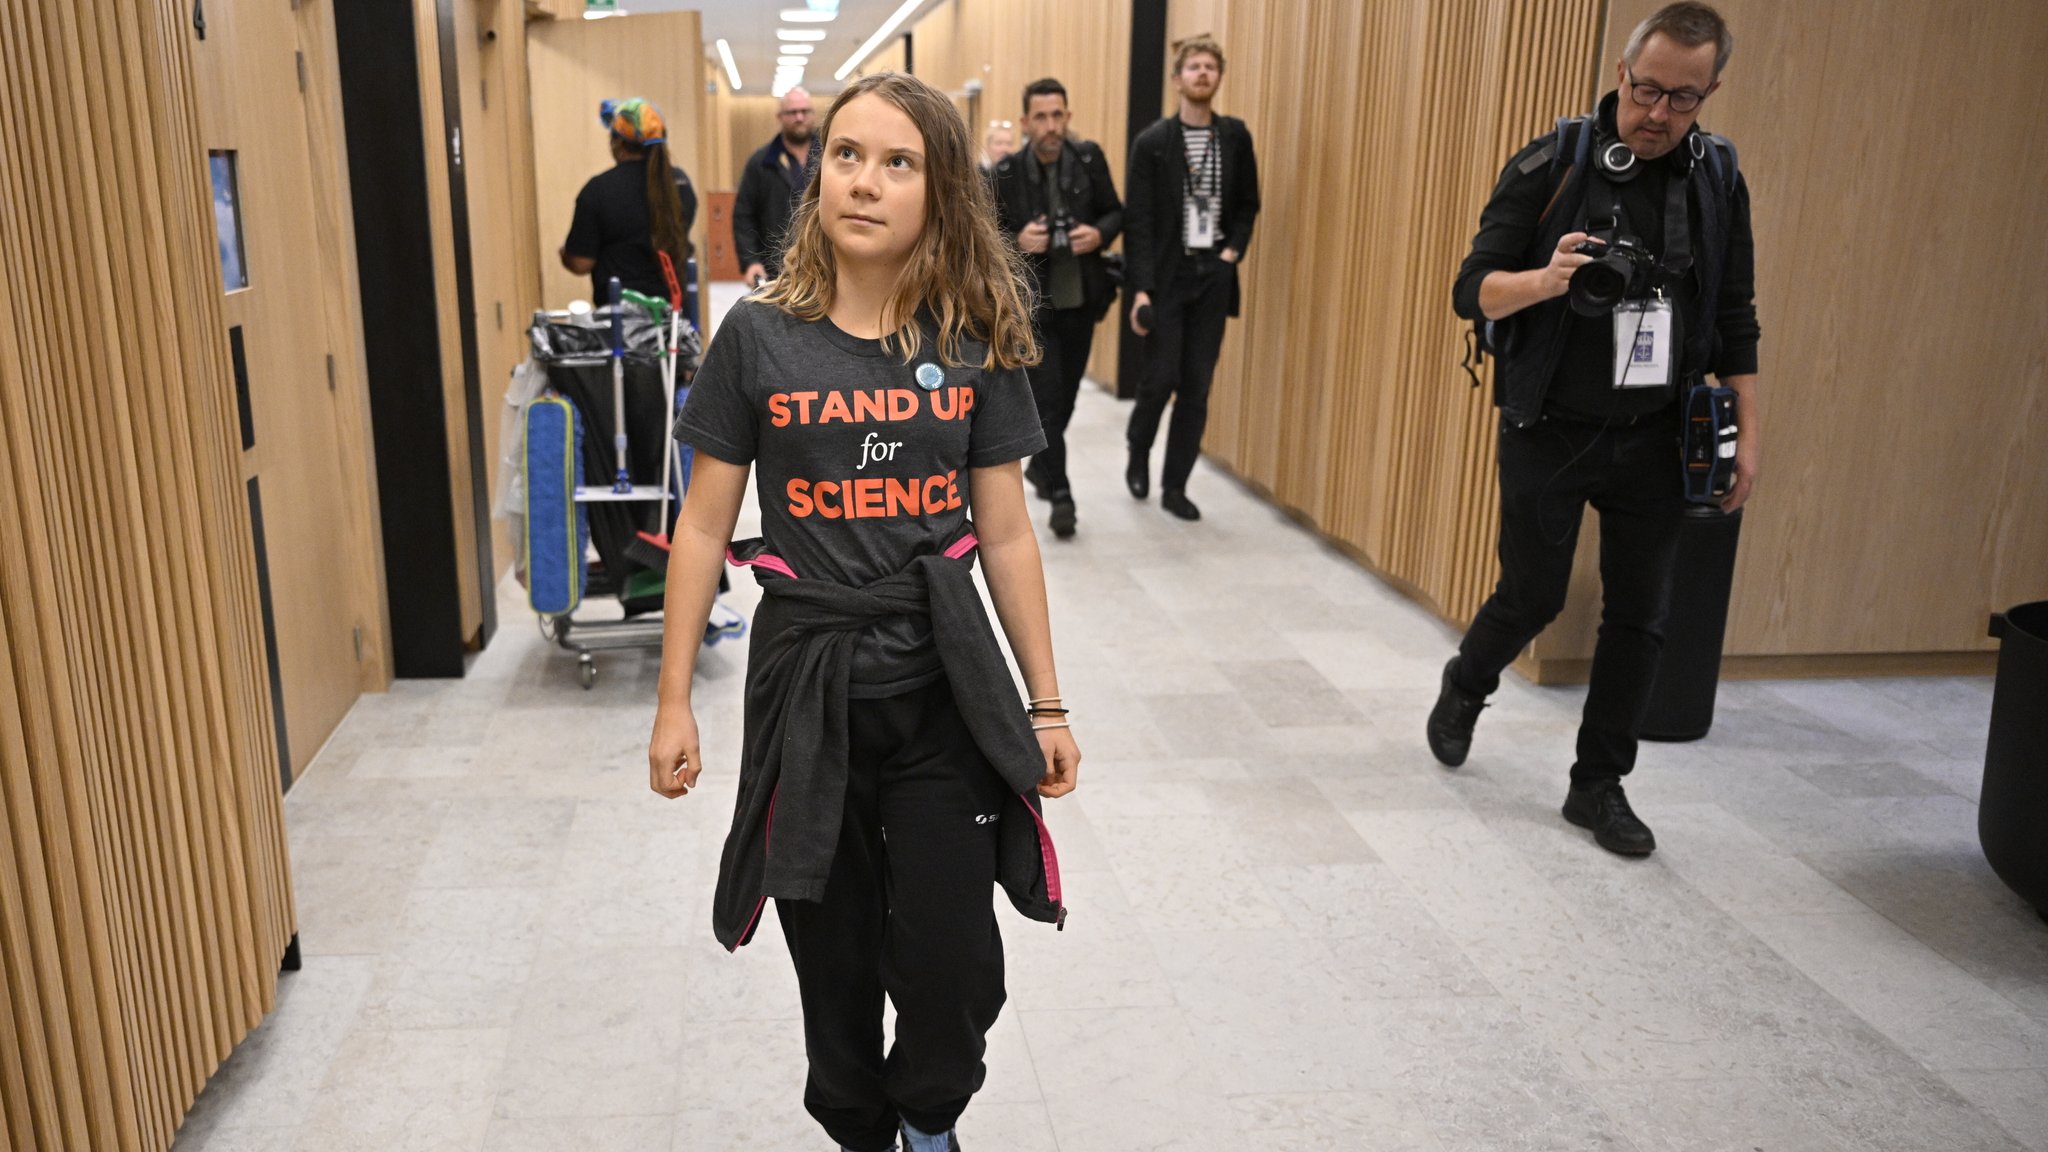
776, 678, 1009, 1151
1126, 253, 1234, 492
1025, 304, 1098, 500
1455, 414, 1685, 787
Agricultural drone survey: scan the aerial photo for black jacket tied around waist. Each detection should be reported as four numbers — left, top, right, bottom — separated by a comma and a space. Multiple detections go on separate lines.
711, 529, 1066, 951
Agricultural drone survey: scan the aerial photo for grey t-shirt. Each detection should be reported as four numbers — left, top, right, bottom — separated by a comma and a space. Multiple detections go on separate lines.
676, 297, 1046, 694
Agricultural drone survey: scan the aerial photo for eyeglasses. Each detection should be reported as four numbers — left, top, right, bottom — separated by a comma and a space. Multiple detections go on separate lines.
987, 119, 1014, 130
1625, 69, 1707, 114
779, 108, 813, 119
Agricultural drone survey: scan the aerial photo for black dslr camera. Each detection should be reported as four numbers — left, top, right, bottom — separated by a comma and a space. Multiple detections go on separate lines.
1569, 235, 1657, 316
1046, 211, 1077, 255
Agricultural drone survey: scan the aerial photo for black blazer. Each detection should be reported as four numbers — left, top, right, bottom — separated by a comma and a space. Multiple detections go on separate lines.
1123, 114, 1261, 312
733, 136, 812, 275
991, 138, 1125, 318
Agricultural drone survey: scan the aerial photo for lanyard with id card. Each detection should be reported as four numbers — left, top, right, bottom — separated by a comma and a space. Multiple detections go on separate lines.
1611, 295, 1674, 389
1187, 194, 1212, 247
1182, 126, 1220, 249
1185, 196, 1218, 249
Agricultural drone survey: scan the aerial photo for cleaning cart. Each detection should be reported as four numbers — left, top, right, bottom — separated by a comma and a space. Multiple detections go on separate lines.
511, 274, 741, 688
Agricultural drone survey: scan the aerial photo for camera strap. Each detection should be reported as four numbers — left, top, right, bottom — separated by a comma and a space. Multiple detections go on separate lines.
1583, 158, 1694, 276
1584, 167, 1621, 240
1661, 170, 1693, 278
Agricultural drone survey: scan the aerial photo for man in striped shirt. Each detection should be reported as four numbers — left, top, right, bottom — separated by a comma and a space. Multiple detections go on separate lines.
1122, 34, 1262, 522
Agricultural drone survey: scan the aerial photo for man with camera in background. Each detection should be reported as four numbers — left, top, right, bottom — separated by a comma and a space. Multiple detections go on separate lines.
1123, 34, 1260, 522
993, 77, 1123, 539
1430, 2, 1761, 856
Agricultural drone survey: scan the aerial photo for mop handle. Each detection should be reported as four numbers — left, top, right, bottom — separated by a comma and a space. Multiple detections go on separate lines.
658, 251, 683, 314
654, 252, 686, 525
654, 305, 680, 529
608, 277, 632, 493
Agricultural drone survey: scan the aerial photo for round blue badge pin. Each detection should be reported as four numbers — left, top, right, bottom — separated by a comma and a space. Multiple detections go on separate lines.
915, 363, 944, 391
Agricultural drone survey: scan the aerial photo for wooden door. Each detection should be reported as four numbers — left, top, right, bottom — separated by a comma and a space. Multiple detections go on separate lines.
191, 0, 382, 782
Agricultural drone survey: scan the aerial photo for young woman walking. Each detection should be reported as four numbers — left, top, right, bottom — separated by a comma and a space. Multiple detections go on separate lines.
646, 72, 1080, 1152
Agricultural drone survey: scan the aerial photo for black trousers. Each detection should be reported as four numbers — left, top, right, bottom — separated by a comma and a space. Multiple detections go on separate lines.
1024, 304, 1097, 499
1126, 254, 1233, 492
1455, 415, 1685, 787
776, 678, 1009, 1151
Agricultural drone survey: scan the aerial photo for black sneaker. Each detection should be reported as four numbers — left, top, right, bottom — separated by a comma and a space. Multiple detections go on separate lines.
1160, 489, 1200, 521
1126, 454, 1149, 500
1562, 782, 1657, 856
1425, 657, 1486, 767
1050, 496, 1077, 539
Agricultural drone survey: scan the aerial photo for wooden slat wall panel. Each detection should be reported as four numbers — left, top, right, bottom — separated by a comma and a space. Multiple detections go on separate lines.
528, 12, 709, 313
1525, 0, 2048, 672
0, 0, 294, 1149
896, 0, 1133, 383
1168, 0, 1600, 628
901, 0, 1131, 188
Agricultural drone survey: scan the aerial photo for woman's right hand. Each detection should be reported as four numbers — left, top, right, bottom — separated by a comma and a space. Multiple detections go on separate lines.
648, 705, 703, 799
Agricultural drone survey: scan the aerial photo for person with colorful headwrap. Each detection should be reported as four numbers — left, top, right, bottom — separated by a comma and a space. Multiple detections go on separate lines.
560, 97, 698, 305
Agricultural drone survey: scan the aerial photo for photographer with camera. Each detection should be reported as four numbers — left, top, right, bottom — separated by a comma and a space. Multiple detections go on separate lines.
993, 78, 1124, 539
1429, 2, 1761, 856
1123, 34, 1260, 522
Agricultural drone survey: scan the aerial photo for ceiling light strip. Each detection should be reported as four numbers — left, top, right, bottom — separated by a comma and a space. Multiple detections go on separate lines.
715, 38, 743, 91
835, 0, 923, 80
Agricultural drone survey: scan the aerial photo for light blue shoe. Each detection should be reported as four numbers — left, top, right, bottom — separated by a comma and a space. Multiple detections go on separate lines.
900, 1122, 960, 1152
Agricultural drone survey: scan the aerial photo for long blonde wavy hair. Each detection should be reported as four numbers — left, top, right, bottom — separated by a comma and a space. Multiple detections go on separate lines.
757, 72, 1040, 371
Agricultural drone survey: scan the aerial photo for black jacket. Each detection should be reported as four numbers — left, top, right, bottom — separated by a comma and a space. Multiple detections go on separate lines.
732, 136, 812, 276
1453, 92, 1758, 426
711, 533, 1066, 952
990, 138, 1124, 319
1123, 113, 1261, 314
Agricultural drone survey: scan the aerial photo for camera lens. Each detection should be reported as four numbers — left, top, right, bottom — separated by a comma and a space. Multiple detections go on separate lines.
1569, 255, 1631, 316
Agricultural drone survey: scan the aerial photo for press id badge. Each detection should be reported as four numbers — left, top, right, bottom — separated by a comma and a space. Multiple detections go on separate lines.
1184, 195, 1217, 249
1611, 297, 1674, 389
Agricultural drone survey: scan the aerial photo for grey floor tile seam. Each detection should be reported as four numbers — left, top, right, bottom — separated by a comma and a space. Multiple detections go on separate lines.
1790, 845, 2048, 1031
1742, 906, 2048, 1071
1007, 1003, 1065, 1152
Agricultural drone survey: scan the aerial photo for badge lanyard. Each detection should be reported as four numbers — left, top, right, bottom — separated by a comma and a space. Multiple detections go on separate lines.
1611, 292, 1674, 389
1181, 124, 1220, 249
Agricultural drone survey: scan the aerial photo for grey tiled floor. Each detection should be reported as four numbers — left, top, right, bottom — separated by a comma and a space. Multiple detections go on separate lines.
176, 303, 2045, 1151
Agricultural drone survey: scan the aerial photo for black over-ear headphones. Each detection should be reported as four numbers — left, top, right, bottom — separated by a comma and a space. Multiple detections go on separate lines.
1591, 123, 1707, 181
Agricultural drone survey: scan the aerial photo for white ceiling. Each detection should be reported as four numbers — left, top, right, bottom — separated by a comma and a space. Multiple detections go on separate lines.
616, 0, 944, 99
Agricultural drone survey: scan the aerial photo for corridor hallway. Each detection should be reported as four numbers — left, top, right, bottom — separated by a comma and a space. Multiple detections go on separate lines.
175, 356, 2044, 1151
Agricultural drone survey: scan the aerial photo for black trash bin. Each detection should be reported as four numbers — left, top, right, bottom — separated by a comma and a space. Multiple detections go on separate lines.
1641, 506, 1743, 742
1981, 601, 2048, 924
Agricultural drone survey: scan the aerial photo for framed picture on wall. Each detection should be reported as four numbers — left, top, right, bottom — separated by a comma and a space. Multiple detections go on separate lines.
209, 150, 248, 292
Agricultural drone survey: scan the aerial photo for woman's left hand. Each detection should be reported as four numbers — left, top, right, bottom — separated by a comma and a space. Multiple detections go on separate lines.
1036, 727, 1081, 798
